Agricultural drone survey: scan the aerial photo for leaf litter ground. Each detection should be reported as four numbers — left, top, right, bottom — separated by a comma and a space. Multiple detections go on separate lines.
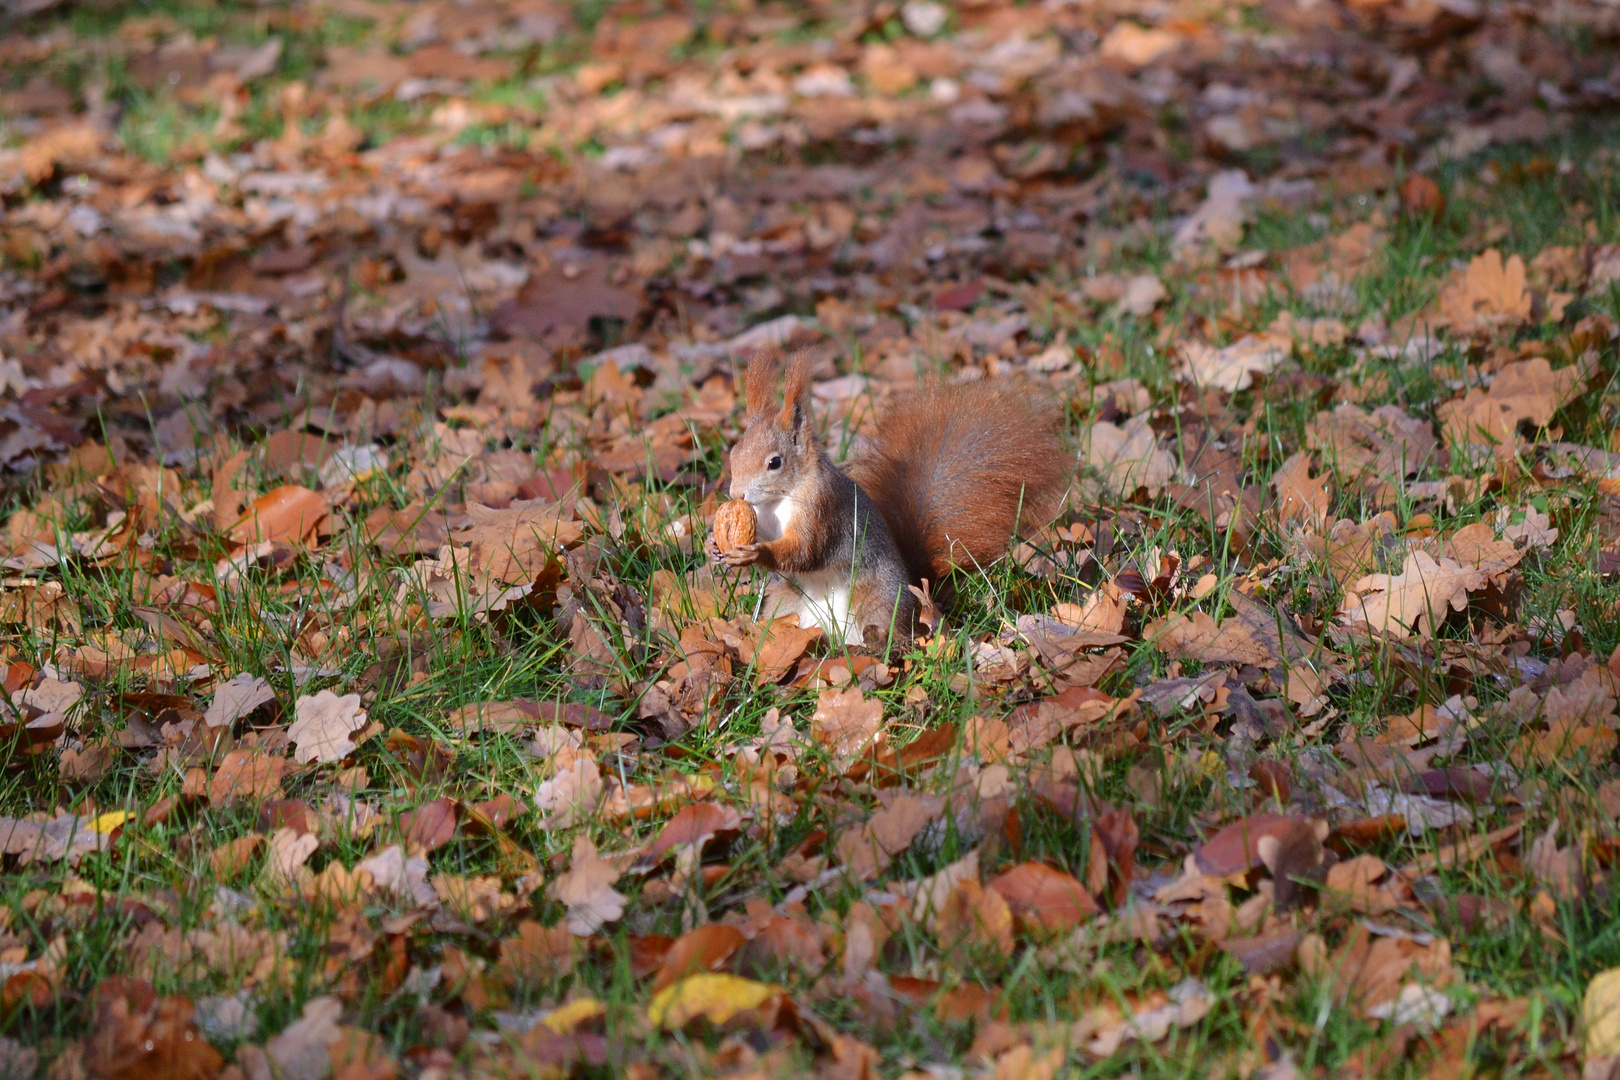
4, 0, 1620, 1077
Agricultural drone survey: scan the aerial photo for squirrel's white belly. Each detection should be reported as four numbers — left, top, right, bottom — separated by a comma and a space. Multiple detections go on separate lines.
793, 568, 858, 645
749, 496, 860, 644
766, 565, 859, 646
751, 495, 794, 542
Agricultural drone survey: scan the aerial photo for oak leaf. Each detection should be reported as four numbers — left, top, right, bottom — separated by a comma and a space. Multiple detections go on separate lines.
1271, 452, 1330, 529
835, 793, 944, 881
549, 836, 627, 936
1435, 355, 1585, 447
1339, 550, 1485, 640
810, 687, 883, 762
535, 749, 604, 830
987, 863, 1098, 934
1079, 414, 1176, 499
1437, 248, 1531, 334
205, 673, 275, 729
287, 691, 368, 765
1177, 336, 1287, 393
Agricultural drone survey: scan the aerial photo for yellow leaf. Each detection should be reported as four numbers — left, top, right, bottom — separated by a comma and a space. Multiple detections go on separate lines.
541, 997, 605, 1035
90, 811, 130, 834
1585, 968, 1620, 1059
646, 973, 779, 1028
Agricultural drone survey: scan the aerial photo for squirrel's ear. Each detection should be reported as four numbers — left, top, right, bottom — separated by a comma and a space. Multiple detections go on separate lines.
743, 350, 780, 418
778, 352, 812, 433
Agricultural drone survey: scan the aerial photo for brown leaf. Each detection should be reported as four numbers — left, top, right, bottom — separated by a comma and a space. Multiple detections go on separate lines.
986, 863, 1099, 934
1307, 404, 1437, 482
208, 749, 285, 807
490, 258, 642, 342
1528, 819, 1587, 903
1218, 926, 1304, 974
1271, 451, 1330, 529
835, 794, 945, 881
209, 834, 264, 879
1436, 248, 1531, 335
653, 924, 746, 991
228, 485, 328, 546
1339, 550, 1485, 640
548, 835, 626, 936
85, 980, 223, 1080
496, 921, 577, 985
936, 878, 1015, 958
1195, 813, 1312, 877
811, 686, 884, 762
1093, 807, 1139, 908
398, 798, 459, 855
1435, 355, 1587, 447
287, 691, 368, 765
640, 802, 742, 864
204, 673, 275, 729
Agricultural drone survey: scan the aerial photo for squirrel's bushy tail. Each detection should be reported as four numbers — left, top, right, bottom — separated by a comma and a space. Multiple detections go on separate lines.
849, 380, 1068, 583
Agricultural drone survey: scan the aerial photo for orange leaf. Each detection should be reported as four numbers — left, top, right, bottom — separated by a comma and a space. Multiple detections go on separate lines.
653, 924, 746, 991
986, 863, 1099, 934
229, 485, 328, 546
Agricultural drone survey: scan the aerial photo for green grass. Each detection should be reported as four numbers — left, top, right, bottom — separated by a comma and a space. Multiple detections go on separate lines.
4, 0, 1620, 1075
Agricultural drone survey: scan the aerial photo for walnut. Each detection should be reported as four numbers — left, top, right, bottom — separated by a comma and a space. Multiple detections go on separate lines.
711, 499, 757, 553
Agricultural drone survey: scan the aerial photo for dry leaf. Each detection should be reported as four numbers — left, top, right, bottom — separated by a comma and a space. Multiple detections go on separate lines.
205, 673, 275, 728
835, 794, 944, 881
229, 485, 328, 546
1339, 550, 1486, 640
810, 687, 884, 762
1271, 452, 1330, 529
1079, 414, 1177, 499
1437, 248, 1531, 334
549, 835, 626, 936
535, 749, 604, 829
986, 862, 1099, 934
208, 749, 285, 807
287, 691, 368, 765
646, 973, 783, 1029
1436, 355, 1586, 447
1177, 336, 1288, 393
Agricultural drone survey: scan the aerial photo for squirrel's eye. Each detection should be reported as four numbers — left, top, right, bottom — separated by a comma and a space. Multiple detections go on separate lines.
767, 455, 783, 471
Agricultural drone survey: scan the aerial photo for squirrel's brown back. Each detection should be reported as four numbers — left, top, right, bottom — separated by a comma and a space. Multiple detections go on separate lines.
848, 379, 1067, 583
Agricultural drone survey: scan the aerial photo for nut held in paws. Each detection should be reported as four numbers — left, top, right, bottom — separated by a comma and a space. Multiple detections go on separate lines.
712, 499, 757, 553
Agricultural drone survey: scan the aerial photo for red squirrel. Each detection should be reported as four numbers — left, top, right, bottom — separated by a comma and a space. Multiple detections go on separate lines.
708, 352, 1068, 647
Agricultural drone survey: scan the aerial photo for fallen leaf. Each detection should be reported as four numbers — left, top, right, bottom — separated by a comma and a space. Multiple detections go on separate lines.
810, 687, 884, 762
1271, 452, 1330, 529
262, 996, 344, 1080
85, 981, 223, 1080
646, 973, 782, 1029
1437, 248, 1531, 335
653, 924, 746, 990
229, 486, 328, 546
549, 835, 626, 936
208, 749, 285, 807
1435, 355, 1587, 447
986, 862, 1099, 934
1079, 414, 1176, 499
1339, 550, 1486, 640
205, 673, 275, 729
287, 691, 368, 765
835, 794, 945, 881
1177, 336, 1288, 393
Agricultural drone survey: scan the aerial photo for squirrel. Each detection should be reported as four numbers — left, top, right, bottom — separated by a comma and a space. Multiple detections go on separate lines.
708, 351, 1068, 647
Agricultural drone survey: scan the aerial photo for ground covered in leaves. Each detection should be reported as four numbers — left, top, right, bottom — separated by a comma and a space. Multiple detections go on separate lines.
4, 0, 1620, 1076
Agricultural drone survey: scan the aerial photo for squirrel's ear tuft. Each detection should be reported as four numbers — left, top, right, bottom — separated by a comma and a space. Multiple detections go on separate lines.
778, 352, 812, 432
744, 350, 781, 418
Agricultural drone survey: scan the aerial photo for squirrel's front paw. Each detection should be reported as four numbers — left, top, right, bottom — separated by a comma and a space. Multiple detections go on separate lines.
716, 542, 761, 568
